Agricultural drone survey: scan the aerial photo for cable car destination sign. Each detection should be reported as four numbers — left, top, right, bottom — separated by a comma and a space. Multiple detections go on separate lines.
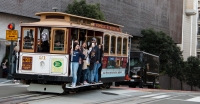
91, 23, 121, 32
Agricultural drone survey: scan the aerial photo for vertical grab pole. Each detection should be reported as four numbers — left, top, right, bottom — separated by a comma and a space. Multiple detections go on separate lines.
70, 40, 74, 76
128, 37, 131, 76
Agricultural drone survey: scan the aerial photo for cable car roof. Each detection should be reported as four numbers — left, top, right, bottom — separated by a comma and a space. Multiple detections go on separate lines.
35, 12, 124, 27
20, 20, 132, 37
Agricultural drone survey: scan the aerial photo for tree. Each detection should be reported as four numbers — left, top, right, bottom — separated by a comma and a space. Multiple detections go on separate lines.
175, 61, 186, 90
184, 56, 200, 91
137, 29, 184, 89
66, 0, 105, 21
138, 29, 178, 73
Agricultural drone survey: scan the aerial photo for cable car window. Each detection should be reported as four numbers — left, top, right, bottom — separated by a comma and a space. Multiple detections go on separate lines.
50, 28, 68, 54
104, 35, 109, 53
117, 37, 122, 54
53, 30, 64, 51
37, 28, 50, 53
79, 29, 86, 45
86, 36, 102, 48
96, 37, 101, 45
22, 28, 35, 52
71, 28, 78, 41
123, 38, 127, 55
111, 36, 116, 54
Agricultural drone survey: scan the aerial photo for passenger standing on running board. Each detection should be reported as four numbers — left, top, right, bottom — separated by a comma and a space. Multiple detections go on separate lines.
89, 50, 96, 84
82, 42, 89, 85
70, 43, 85, 87
76, 42, 85, 86
90, 38, 101, 83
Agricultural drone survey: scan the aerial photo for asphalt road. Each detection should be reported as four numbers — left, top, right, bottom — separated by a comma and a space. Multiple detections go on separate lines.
0, 81, 199, 104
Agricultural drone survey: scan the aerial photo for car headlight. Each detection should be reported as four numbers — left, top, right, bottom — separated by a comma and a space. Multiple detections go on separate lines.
130, 67, 141, 73
132, 75, 140, 78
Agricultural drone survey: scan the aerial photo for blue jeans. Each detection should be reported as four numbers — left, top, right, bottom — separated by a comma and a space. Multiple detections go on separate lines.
82, 68, 89, 82
91, 63, 101, 82
88, 68, 93, 83
71, 62, 79, 84
77, 63, 83, 84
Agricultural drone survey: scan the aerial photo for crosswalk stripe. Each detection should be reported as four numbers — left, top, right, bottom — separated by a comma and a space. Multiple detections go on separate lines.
185, 97, 200, 102
151, 95, 170, 99
140, 93, 165, 98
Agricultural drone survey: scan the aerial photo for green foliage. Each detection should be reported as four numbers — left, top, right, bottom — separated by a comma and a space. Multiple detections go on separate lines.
137, 29, 185, 89
137, 28, 183, 74
184, 56, 200, 89
155, 85, 160, 89
138, 29, 200, 90
66, 0, 105, 21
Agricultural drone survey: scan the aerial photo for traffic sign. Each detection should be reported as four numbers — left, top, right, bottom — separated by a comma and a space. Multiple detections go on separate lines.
6, 30, 18, 41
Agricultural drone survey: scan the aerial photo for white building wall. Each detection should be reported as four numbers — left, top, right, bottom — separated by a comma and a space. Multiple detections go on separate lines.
0, 13, 37, 63
191, 14, 198, 56
181, 0, 198, 61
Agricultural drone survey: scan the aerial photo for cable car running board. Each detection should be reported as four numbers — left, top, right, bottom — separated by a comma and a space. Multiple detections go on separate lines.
66, 83, 103, 89
27, 83, 64, 94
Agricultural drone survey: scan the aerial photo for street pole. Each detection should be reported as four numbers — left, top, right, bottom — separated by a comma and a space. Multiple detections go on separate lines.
7, 40, 14, 79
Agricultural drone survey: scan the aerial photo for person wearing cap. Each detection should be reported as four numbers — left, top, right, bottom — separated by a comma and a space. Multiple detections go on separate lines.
90, 37, 101, 83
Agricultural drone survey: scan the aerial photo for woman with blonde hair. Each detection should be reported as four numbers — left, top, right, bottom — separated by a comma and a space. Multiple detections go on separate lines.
81, 42, 90, 85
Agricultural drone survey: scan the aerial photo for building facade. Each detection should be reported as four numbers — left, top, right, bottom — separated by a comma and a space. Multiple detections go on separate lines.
179, 0, 198, 60
0, 0, 183, 63
197, 0, 200, 59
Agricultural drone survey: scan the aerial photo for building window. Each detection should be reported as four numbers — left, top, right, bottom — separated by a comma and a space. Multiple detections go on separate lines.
123, 38, 127, 55
197, 39, 200, 49
104, 35, 109, 53
198, 13, 200, 21
197, 52, 200, 59
111, 36, 116, 54
117, 37, 122, 54
198, 26, 200, 35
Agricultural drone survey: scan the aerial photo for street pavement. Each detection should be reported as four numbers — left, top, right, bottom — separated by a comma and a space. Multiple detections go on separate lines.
0, 78, 11, 83
0, 81, 200, 104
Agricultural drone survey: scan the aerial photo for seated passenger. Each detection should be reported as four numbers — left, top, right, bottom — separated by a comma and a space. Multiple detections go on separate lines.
54, 41, 62, 50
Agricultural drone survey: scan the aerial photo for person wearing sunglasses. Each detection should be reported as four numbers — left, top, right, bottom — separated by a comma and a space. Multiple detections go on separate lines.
89, 38, 101, 83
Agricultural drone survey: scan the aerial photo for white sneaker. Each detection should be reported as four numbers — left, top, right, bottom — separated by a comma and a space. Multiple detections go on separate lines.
84, 81, 89, 85
70, 83, 76, 88
72, 83, 76, 88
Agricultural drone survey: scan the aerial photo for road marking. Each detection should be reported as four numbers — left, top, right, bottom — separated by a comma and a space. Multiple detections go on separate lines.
0, 83, 29, 87
0, 80, 13, 84
140, 93, 165, 98
185, 96, 200, 102
102, 89, 148, 97
140, 95, 184, 104
151, 95, 170, 99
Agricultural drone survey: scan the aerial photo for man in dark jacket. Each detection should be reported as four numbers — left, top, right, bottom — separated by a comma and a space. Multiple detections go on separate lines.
90, 37, 101, 83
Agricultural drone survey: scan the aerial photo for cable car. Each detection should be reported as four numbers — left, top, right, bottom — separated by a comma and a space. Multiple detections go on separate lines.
14, 11, 132, 93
